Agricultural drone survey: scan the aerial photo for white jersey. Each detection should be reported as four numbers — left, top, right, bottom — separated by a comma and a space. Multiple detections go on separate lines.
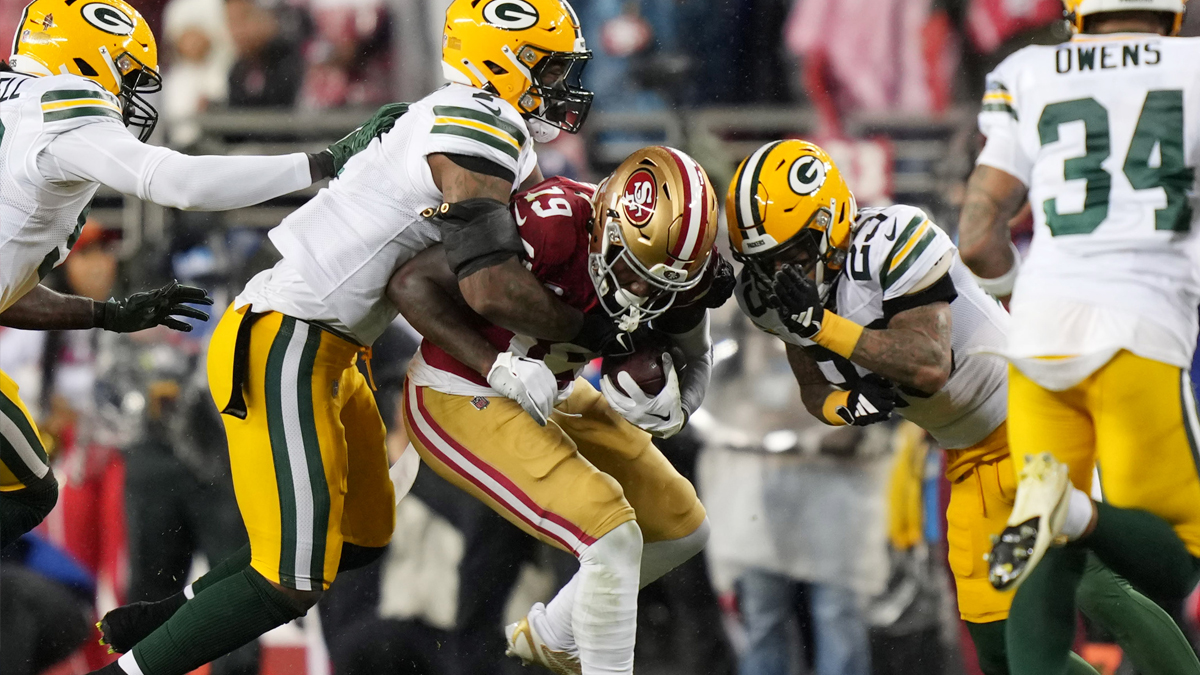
0, 70, 311, 315
737, 205, 1010, 449
239, 83, 539, 345
976, 34, 1200, 389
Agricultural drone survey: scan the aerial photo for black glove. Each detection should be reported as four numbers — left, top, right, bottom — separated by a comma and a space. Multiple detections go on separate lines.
834, 374, 898, 426
677, 251, 736, 309
572, 310, 647, 357
312, 102, 410, 179
770, 264, 824, 339
95, 281, 213, 333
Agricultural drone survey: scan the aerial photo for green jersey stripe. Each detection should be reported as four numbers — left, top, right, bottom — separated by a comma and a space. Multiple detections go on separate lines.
431, 124, 519, 161
266, 316, 300, 587
880, 215, 925, 276
43, 106, 122, 123
432, 105, 527, 146
982, 102, 1018, 120
42, 89, 120, 105
295, 326, 329, 588
883, 228, 937, 291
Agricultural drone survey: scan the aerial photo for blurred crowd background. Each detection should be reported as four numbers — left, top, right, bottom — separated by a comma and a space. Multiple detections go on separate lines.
7, 1, 1200, 675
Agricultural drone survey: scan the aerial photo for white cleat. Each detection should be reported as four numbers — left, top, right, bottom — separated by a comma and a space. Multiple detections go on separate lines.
505, 609, 581, 675
988, 452, 1071, 591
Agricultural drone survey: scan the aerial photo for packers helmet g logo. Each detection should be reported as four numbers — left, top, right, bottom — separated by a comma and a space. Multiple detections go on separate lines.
788, 156, 827, 196
80, 2, 135, 35
620, 169, 657, 228
482, 0, 540, 30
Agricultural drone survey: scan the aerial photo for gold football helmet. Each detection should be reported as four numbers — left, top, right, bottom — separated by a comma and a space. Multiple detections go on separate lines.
10, 0, 160, 140
1062, 0, 1186, 34
442, 0, 592, 133
726, 140, 858, 290
590, 146, 718, 330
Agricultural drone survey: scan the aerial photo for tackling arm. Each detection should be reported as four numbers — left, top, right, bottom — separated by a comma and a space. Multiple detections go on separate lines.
786, 342, 838, 421
0, 285, 95, 330
958, 164, 1028, 297
849, 302, 953, 395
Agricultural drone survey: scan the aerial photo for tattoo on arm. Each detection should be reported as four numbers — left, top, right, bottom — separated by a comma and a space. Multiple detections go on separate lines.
958, 165, 1027, 279
429, 153, 512, 203
785, 342, 837, 422
850, 302, 952, 394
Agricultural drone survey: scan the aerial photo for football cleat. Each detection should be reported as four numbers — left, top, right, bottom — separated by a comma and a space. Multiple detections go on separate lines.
505, 608, 581, 675
988, 453, 1071, 591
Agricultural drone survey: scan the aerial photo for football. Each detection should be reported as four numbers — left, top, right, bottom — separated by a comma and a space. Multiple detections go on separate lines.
601, 335, 680, 397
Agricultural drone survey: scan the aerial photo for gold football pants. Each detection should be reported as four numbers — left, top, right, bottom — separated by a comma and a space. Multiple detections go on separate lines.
0, 369, 51, 493
208, 306, 394, 591
944, 423, 1016, 623
403, 378, 705, 556
1008, 350, 1200, 557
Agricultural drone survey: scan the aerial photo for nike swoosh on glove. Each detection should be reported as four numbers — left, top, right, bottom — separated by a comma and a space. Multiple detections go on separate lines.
600, 352, 686, 438
836, 374, 897, 426
487, 352, 559, 426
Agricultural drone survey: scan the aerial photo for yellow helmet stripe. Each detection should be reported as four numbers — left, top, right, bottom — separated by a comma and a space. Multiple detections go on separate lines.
735, 141, 782, 236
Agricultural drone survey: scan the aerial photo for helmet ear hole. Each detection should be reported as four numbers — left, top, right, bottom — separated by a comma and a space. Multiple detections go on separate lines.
73, 58, 98, 77
484, 60, 507, 75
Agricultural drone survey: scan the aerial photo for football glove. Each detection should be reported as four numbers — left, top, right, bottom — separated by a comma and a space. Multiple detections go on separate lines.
771, 264, 824, 339
95, 281, 213, 333
601, 352, 686, 438
828, 374, 898, 426
314, 102, 409, 179
487, 351, 559, 426
572, 309, 643, 357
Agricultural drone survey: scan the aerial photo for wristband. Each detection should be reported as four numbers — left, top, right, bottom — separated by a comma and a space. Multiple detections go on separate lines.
813, 311, 864, 359
970, 241, 1020, 298
92, 299, 107, 329
821, 390, 850, 426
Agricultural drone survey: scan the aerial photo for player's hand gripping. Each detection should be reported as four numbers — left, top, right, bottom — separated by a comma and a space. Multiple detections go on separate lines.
601, 352, 686, 438
770, 264, 824, 339
95, 280, 213, 333
313, 102, 409, 178
487, 351, 559, 426
833, 374, 898, 426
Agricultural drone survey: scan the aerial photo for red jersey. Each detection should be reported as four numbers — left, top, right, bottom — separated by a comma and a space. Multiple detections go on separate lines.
419, 176, 603, 389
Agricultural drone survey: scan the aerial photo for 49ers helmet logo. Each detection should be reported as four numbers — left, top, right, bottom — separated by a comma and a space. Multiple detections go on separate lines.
482, 0, 540, 30
788, 155, 827, 196
80, 2, 135, 35
620, 169, 657, 227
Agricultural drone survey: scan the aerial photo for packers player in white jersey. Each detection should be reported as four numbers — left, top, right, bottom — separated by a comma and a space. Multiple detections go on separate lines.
959, 0, 1200, 672
0, 0, 397, 553
91, 2, 625, 675
731, 140, 1200, 675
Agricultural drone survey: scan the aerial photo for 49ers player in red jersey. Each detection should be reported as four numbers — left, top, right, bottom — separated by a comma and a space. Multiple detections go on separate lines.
388, 146, 732, 675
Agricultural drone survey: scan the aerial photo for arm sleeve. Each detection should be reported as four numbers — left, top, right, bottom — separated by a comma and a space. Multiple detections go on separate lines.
975, 65, 1033, 185
666, 312, 713, 416
40, 122, 311, 210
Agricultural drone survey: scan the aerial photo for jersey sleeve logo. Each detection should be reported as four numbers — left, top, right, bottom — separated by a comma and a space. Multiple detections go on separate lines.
621, 168, 657, 227
431, 104, 527, 160
981, 81, 1017, 120
880, 214, 936, 291
81, 3, 135, 35
41, 88, 122, 122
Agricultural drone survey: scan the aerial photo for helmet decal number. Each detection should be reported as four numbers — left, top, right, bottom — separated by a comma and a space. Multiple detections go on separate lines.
620, 169, 657, 227
81, 2, 135, 35
788, 156, 827, 196
482, 0, 540, 30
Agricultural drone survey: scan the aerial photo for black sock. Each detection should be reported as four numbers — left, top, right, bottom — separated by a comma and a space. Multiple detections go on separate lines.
966, 620, 1010, 675
1007, 546, 1087, 675
129, 568, 308, 675
1085, 502, 1200, 599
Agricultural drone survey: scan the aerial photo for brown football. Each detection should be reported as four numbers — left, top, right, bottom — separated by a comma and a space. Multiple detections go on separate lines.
601, 335, 681, 397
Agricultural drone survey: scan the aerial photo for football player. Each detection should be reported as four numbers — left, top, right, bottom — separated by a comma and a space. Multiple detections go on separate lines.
90, 2, 630, 675
0, 0, 396, 552
731, 140, 1200, 675
390, 147, 732, 675
958, 0, 1200, 672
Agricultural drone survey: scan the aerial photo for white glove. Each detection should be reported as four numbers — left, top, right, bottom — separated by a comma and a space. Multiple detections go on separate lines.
487, 351, 558, 426
601, 352, 686, 438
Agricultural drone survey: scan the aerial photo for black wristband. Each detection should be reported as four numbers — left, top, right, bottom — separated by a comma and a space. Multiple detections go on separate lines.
92, 299, 107, 329
307, 151, 336, 181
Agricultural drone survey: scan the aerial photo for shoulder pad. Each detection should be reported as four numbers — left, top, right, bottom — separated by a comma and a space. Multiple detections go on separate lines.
37, 74, 122, 127
851, 205, 953, 298
421, 85, 530, 171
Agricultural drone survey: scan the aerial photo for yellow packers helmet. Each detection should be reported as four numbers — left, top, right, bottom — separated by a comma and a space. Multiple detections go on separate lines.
590, 146, 718, 330
10, 0, 160, 140
442, 0, 592, 133
1063, 0, 1187, 34
727, 140, 858, 291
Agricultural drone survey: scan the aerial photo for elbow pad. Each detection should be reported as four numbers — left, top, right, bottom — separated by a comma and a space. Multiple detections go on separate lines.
428, 198, 524, 279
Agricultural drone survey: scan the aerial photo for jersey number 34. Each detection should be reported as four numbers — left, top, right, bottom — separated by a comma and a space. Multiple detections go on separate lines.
1039, 90, 1193, 236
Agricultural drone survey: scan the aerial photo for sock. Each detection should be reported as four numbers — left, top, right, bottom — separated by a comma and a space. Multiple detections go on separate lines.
536, 519, 709, 656
127, 568, 308, 675
572, 521, 642, 675
1060, 489, 1094, 541
1007, 546, 1087, 675
966, 620, 1009, 675
189, 544, 253, 597
1084, 502, 1200, 599
1075, 552, 1200, 674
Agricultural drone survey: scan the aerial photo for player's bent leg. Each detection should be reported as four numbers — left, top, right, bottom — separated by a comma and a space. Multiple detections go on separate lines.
1006, 545, 1089, 675
0, 469, 57, 549
1075, 552, 1200, 675
336, 364, 395, 566
0, 368, 57, 549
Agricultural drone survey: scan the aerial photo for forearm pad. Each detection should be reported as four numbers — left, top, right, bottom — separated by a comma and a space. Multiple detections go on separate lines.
668, 313, 713, 416
813, 311, 864, 359
432, 198, 524, 279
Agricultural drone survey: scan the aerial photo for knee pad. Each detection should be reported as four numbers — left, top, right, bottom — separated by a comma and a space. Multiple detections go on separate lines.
337, 543, 387, 572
